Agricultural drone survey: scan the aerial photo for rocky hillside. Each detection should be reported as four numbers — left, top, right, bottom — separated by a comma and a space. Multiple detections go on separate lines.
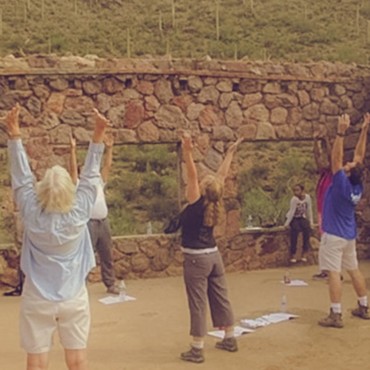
0, 0, 369, 63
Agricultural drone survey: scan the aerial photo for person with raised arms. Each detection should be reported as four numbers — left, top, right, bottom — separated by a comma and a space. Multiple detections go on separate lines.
179, 132, 242, 364
5, 103, 109, 370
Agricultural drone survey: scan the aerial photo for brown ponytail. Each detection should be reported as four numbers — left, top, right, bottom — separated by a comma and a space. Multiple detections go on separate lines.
203, 199, 224, 227
201, 175, 224, 227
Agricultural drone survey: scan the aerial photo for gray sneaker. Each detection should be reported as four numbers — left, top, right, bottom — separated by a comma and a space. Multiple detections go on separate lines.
180, 347, 204, 363
106, 285, 120, 295
318, 309, 343, 328
215, 337, 238, 352
352, 302, 370, 320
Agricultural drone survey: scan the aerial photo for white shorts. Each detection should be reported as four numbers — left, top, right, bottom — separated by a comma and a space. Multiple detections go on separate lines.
20, 281, 90, 354
319, 232, 358, 273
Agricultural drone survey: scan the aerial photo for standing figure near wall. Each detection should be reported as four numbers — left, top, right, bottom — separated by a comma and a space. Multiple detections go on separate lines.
70, 134, 119, 295
318, 113, 370, 328
179, 132, 242, 364
284, 184, 313, 264
5, 103, 109, 370
312, 128, 333, 279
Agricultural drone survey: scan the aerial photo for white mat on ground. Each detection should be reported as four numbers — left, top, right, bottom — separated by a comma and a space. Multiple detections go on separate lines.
281, 279, 308, 286
240, 312, 298, 329
99, 295, 137, 305
208, 325, 254, 339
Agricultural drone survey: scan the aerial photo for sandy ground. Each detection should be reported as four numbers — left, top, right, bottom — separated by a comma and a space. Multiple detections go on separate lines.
2, 262, 370, 370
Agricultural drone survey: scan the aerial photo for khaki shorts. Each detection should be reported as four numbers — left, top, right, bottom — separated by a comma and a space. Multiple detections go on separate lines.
319, 232, 358, 273
20, 282, 90, 354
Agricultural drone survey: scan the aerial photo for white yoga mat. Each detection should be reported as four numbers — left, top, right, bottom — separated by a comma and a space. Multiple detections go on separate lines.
208, 325, 254, 339
240, 312, 299, 329
281, 279, 308, 286
99, 295, 137, 305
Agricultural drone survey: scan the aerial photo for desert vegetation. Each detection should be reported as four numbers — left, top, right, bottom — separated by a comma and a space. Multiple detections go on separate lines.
238, 141, 317, 228
0, 0, 368, 63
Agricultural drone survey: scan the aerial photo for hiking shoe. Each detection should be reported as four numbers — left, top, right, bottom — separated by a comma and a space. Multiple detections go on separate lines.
180, 347, 204, 363
106, 285, 120, 295
312, 272, 328, 280
215, 337, 238, 352
289, 258, 297, 264
318, 309, 343, 328
352, 302, 370, 320
3, 287, 22, 296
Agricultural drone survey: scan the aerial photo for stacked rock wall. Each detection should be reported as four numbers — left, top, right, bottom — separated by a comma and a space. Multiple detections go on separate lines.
0, 56, 370, 285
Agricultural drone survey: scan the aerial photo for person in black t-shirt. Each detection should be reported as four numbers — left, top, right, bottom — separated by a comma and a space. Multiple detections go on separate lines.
179, 132, 242, 364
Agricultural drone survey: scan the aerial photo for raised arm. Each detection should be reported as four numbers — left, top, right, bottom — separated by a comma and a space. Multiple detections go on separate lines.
101, 134, 113, 183
92, 108, 108, 143
217, 137, 243, 184
331, 114, 350, 174
75, 109, 110, 218
69, 135, 78, 185
5, 104, 36, 214
181, 132, 200, 204
313, 128, 329, 171
313, 136, 325, 171
353, 112, 370, 164
5, 104, 21, 139
80, 109, 110, 181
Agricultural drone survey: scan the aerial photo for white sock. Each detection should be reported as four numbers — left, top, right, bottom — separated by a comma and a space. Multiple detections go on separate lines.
192, 341, 204, 349
331, 303, 341, 314
358, 296, 368, 307
224, 328, 234, 339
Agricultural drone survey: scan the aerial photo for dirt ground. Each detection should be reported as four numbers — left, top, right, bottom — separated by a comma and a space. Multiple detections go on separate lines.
2, 262, 370, 370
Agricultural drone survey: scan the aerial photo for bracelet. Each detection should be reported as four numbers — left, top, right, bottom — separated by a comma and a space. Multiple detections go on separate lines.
336, 132, 345, 137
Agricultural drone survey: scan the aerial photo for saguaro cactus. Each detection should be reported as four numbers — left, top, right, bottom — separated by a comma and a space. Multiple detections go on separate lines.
159, 10, 163, 37
127, 28, 131, 57
215, 0, 220, 41
41, 0, 45, 20
171, 0, 175, 28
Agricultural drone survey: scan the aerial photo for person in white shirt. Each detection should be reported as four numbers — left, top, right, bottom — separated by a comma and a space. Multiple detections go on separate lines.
284, 184, 313, 263
70, 134, 119, 295
5, 103, 109, 370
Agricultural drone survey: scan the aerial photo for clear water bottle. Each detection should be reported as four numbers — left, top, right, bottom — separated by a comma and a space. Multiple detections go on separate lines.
117, 279, 126, 301
247, 215, 253, 228
146, 221, 153, 235
283, 270, 291, 284
280, 293, 287, 313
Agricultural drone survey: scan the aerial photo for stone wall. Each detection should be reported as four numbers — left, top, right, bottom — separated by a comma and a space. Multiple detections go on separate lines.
0, 55, 370, 287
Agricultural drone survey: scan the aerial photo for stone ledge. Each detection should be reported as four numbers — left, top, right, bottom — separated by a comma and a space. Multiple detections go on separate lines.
0, 55, 369, 83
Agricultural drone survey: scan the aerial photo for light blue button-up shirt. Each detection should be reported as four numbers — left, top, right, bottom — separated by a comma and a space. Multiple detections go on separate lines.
8, 139, 105, 301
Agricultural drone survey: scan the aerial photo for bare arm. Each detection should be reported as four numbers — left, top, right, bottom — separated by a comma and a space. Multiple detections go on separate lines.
324, 135, 332, 166
313, 126, 331, 171
313, 137, 326, 171
217, 137, 243, 184
5, 104, 21, 138
181, 133, 200, 204
5, 104, 36, 216
101, 134, 113, 183
69, 135, 78, 185
353, 113, 370, 164
92, 108, 109, 143
331, 114, 350, 174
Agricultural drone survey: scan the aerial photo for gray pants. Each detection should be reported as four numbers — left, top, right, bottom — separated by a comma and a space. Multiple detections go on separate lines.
87, 218, 115, 288
183, 251, 234, 337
